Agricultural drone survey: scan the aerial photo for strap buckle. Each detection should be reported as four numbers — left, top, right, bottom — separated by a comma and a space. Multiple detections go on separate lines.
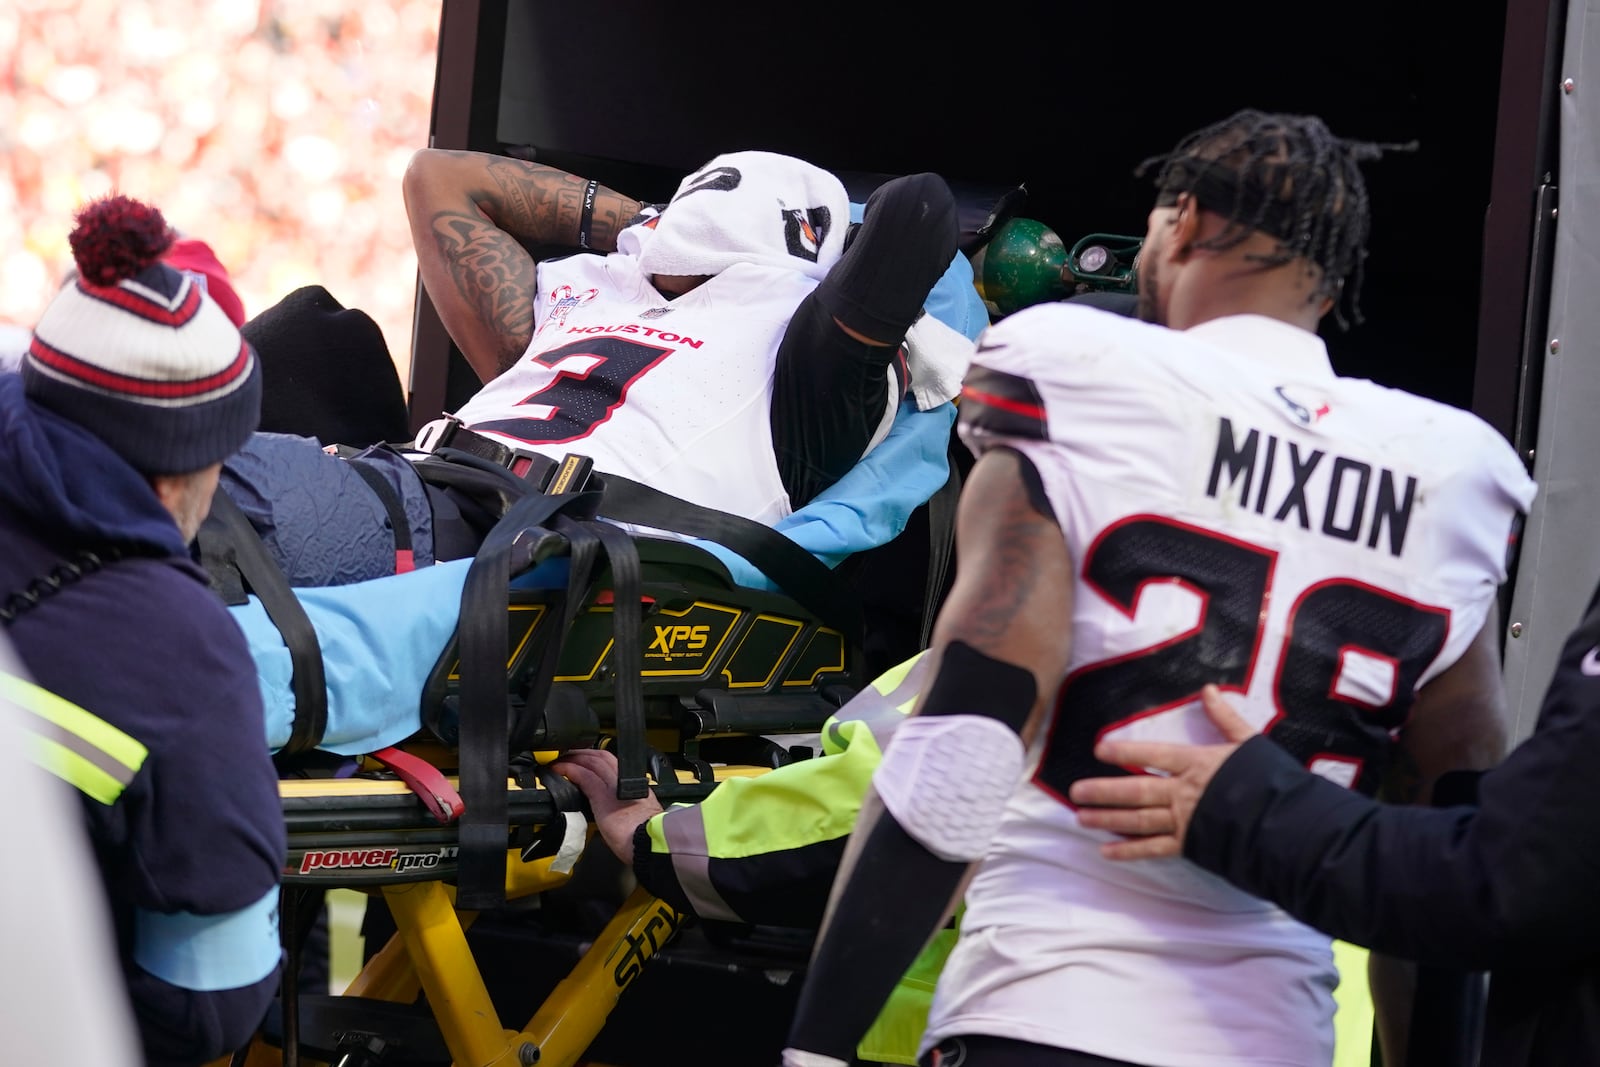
433, 416, 557, 487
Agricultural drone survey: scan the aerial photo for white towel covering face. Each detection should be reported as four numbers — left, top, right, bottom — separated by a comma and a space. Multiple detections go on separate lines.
627, 151, 850, 282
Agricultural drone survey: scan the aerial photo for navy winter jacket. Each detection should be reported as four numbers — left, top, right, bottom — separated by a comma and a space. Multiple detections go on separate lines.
0, 374, 285, 1066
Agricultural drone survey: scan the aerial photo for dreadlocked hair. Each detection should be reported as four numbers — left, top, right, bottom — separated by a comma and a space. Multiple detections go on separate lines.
1135, 109, 1415, 330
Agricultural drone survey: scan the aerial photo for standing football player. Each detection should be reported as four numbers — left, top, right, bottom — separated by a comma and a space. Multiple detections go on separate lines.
782, 109, 1537, 1067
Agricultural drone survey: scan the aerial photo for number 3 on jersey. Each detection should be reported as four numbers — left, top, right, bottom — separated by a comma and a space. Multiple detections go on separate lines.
469, 336, 672, 445
1037, 514, 1450, 801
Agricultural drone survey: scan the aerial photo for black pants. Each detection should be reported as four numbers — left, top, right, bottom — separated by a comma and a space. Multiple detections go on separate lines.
919, 1035, 1149, 1067
769, 293, 899, 510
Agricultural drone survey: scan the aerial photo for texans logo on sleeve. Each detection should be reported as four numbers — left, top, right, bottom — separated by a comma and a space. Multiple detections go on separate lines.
780, 204, 833, 262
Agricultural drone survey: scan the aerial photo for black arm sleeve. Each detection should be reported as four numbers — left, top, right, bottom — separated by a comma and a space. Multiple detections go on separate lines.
785, 816, 968, 1062
1186, 595, 1600, 969
769, 173, 959, 509
770, 294, 901, 509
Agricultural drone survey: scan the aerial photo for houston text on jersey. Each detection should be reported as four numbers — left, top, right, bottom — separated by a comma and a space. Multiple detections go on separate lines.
563, 323, 703, 346
1206, 416, 1417, 557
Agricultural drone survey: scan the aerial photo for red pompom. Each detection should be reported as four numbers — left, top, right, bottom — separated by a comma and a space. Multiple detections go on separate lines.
67, 194, 176, 287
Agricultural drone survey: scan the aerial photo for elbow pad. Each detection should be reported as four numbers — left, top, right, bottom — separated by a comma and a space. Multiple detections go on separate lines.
871, 641, 1036, 862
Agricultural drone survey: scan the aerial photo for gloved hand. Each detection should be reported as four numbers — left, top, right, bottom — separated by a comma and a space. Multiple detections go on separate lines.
817, 172, 959, 344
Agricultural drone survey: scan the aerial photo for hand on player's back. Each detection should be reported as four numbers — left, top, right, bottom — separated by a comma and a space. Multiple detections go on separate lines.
1068, 685, 1259, 860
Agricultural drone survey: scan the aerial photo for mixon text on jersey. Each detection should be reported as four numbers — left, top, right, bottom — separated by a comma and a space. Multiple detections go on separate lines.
1205, 416, 1418, 558
564, 323, 703, 346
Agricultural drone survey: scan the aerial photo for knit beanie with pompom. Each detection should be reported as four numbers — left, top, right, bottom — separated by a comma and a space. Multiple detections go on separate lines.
23, 194, 261, 475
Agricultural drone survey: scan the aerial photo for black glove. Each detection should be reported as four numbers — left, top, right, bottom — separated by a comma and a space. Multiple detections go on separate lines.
816, 172, 959, 344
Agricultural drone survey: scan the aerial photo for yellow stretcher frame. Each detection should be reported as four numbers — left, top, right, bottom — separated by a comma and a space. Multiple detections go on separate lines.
219, 765, 767, 1067
223, 517, 859, 1066
216, 766, 1379, 1067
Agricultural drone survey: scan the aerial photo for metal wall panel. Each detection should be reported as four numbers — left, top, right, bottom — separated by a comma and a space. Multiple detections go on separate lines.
1502, 0, 1600, 739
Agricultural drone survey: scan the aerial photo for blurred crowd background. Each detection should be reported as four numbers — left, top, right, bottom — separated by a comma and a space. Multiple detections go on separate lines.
1, 0, 443, 386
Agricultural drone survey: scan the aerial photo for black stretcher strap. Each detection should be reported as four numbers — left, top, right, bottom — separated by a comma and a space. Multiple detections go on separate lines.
201, 491, 328, 755
426, 445, 868, 906
515, 759, 585, 863
920, 452, 962, 647
519, 521, 602, 754
195, 518, 249, 608
346, 460, 415, 573
455, 487, 600, 910
411, 448, 545, 517
412, 444, 863, 642
593, 472, 863, 645
569, 516, 647, 800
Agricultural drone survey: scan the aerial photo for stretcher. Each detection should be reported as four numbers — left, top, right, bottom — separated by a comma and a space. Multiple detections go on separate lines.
221, 494, 889, 1067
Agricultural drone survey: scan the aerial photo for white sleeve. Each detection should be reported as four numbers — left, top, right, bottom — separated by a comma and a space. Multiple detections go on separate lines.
1424, 417, 1538, 669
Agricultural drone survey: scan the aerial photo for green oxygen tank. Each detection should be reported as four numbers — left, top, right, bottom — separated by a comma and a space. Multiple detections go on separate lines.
969, 217, 1069, 317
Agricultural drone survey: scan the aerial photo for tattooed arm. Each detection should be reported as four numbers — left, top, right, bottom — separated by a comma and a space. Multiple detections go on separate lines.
908, 447, 1076, 757
402, 148, 642, 382
782, 447, 1076, 1064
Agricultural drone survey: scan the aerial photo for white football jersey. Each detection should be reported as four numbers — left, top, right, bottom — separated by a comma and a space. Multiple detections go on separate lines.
441, 248, 819, 524
927, 306, 1537, 1065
